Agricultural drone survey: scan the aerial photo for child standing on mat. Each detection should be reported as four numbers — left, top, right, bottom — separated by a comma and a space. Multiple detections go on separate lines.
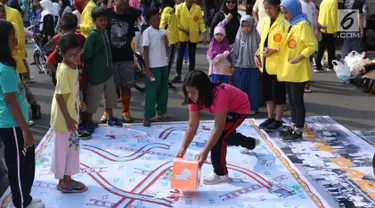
50, 33, 87, 193
81, 6, 122, 128
207, 24, 232, 84
142, 8, 169, 127
0, 20, 45, 208
177, 70, 260, 185
232, 15, 261, 116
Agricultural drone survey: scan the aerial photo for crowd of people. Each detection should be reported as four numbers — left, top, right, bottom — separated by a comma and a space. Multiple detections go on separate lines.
0, 0, 371, 207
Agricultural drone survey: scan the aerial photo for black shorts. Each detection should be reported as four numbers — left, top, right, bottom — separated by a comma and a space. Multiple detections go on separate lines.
262, 68, 286, 105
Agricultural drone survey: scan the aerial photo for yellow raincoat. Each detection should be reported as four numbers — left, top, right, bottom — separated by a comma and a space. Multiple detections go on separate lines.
176, 3, 206, 43
278, 21, 318, 82
258, 13, 289, 75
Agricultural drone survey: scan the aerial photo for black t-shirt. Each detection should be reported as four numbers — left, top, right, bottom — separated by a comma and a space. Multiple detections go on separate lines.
106, 7, 142, 62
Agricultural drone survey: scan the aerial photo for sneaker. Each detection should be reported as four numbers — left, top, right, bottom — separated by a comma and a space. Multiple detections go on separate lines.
26, 200, 45, 208
259, 118, 275, 129
202, 172, 229, 185
326, 68, 334, 72
122, 112, 133, 122
264, 120, 283, 132
28, 120, 35, 126
108, 117, 123, 127
81, 123, 97, 134
282, 131, 303, 141
101, 112, 109, 123
313, 69, 325, 73
239, 138, 261, 154
279, 127, 293, 138
170, 75, 181, 83
31, 104, 41, 120
78, 132, 92, 140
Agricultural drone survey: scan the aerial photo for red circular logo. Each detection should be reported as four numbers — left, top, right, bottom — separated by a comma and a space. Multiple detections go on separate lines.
288, 39, 297, 49
193, 16, 198, 21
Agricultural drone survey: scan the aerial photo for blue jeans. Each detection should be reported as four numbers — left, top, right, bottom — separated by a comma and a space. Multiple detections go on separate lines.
233, 67, 261, 112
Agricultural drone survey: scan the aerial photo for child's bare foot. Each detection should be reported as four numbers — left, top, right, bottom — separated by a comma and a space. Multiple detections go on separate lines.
156, 114, 167, 122
143, 119, 151, 127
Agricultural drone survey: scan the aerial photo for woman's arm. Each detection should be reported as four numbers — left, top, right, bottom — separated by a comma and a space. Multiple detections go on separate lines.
177, 111, 200, 157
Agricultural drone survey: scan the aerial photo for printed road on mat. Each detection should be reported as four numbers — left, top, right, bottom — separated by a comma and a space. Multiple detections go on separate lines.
254, 116, 375, 208
0, 120, 329, 208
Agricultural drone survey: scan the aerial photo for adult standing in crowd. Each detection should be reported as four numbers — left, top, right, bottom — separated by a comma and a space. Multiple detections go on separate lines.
79, 0, 96, 37
56, 0, 73, 31
171, 0, 206, 83
210, 0, 240, 45
160, 0, 178, 89
314, 0, 337, 72
252, 0, 267, 34
238, 0, 256, 16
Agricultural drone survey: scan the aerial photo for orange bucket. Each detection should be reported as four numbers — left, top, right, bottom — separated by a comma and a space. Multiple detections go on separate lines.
171, 157, 201, 192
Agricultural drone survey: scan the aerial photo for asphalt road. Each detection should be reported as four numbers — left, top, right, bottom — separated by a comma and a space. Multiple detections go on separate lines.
0, 43, 374, 196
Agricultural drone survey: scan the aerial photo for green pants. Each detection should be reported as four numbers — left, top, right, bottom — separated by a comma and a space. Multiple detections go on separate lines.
144, 66, 169, 119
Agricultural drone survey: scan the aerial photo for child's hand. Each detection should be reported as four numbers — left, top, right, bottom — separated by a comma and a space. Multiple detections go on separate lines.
254, 55, 261, 68
197, 150, 209, 167
176, 146, 187, 158
22, 128, 34, 148
289, 56, 303, 64
145, 70, 154, 82
66, 117, 78, 132
80, 102, 87, 111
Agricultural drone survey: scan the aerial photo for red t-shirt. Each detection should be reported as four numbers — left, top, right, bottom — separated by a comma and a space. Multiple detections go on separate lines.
188, 84, 250, 115
47, 33, 86, 65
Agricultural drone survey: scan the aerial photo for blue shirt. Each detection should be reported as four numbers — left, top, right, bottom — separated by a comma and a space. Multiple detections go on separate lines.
0, 62, 29, 128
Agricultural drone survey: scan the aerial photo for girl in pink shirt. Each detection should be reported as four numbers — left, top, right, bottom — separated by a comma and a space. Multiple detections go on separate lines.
176, 70, 260, 185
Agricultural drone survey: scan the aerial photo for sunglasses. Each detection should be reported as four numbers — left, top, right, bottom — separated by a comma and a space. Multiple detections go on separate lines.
226, 0, 236, 4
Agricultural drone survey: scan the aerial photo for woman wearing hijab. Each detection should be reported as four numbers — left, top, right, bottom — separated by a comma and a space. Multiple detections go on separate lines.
232, 15, 260, 116
210, 0, 240, 45
40, 0, 55, 42
278, 0, 317, 140
55, 0, 72, 31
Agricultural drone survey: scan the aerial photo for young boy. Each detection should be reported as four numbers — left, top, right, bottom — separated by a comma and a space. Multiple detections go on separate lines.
46, 13, 92, 138
46, 13, 86, 86
142, 8, 169, 127
82, 6, 122, 128
104, 0, 141, 123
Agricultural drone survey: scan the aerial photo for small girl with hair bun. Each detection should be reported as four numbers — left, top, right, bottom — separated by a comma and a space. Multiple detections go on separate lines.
207, 25, 232, 84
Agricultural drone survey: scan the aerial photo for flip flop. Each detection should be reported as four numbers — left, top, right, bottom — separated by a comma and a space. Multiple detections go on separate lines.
57, 180, 88, 193
156, 115, 167, 122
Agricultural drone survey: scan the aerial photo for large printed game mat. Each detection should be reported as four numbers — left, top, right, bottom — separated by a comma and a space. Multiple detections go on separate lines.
0, 116, 374, 208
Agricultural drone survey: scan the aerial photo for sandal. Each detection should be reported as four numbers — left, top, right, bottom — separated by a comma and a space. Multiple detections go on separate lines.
304, 89, 312, 93
143, 119, 151, 127
156, 115, 167, 122
57, 180, 88, 193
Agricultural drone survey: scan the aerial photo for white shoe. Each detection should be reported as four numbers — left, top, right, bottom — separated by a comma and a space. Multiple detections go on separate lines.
28, 120, 34, 126
239, 138, 261, 154
202, 172, 229, 185
26, 200, 45, 208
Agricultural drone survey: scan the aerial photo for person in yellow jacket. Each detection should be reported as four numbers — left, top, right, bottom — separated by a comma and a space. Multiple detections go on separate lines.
278, 0, 318, 140
0, 3, 42, 121
171, 0, 207, 83
160, 0, 178, 89
314, 0, 337, 72
79, 0, 96, 37
254, 0, 288, 132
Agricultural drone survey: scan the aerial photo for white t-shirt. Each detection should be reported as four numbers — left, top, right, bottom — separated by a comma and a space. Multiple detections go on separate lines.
142, 27, 168, 68
300, 1, 320, 40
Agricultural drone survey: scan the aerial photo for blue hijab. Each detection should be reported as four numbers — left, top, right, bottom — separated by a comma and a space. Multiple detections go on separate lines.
280, 0, 309, 26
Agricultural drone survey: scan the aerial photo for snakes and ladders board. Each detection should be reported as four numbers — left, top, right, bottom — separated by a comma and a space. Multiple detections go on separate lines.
0, 118, 339, 208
